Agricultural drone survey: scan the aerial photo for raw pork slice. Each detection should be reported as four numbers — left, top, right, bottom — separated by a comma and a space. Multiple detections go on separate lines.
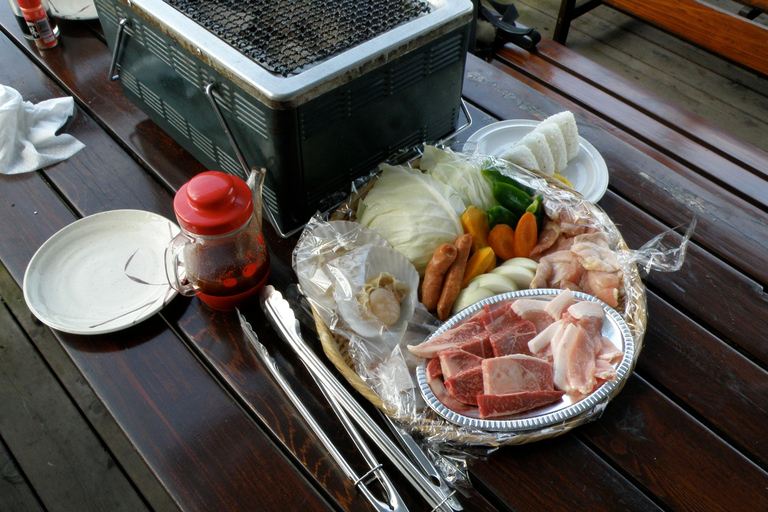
477, 390, 565, 419
439, 348, 483, 380
489, 321, 536, 357
408, 320, 485, 358
545, 289, 575, 320
444, 366, 484, 405
482, 354, 555, 395
511, 299, 555, 332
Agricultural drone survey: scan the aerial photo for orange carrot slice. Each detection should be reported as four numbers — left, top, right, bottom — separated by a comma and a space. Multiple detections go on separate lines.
513, 212, 538, 258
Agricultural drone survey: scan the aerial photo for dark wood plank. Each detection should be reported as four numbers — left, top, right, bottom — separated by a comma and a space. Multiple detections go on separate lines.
0, 264, 179, 512
471, 436, 661, 511
490, 47, 768, 202
0, 440, 45, 512
581, 376, 768, 511
0, 292, 150, 512
500, 37, 768, 175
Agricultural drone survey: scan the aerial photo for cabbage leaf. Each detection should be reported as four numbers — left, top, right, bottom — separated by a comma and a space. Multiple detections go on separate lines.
357, 164, 465, 275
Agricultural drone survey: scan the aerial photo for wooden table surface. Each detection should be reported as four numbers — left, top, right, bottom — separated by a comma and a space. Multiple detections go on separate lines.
2, 8, 768, 512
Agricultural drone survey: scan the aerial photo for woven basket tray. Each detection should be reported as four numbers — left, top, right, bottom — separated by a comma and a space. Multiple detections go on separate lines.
310, 157, 648, 446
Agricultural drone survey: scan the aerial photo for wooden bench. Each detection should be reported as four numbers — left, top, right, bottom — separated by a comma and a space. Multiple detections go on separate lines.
553, 0, 768, 77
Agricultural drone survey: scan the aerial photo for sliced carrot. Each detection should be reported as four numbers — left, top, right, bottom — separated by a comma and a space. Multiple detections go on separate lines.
487, 224, 516, 261
513, 212, 538, 258
461, 246, 496, 288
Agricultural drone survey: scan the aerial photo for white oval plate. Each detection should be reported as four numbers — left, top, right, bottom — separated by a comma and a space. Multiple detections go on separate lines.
467, 120, 609, 203
416, 289, 634, 432
23, 210, 180, 335
47, 0, 98, 20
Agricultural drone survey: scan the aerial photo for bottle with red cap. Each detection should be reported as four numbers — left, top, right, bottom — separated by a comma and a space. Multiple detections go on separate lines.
15, 0, 58, 49
165, 171, 270, 311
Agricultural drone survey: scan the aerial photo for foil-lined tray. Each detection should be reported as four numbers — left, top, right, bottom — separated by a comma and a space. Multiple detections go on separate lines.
416, 289, 635, 432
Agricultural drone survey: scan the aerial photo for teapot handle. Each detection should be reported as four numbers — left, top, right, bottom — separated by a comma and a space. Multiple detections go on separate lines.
164, 232, 199, 297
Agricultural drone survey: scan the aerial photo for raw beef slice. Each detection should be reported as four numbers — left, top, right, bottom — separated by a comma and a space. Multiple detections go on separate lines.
444, 366, 484, 405
477, 390, 565, 419
482, 355, 555, 395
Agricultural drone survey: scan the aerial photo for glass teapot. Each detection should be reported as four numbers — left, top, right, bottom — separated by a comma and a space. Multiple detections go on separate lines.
165, 170, 270, 311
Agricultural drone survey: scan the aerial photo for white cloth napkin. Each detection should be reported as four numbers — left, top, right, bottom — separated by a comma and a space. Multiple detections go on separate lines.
0, 84, 85, 175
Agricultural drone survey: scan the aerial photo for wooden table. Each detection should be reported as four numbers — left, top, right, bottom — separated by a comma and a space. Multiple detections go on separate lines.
2, 8, 768, 512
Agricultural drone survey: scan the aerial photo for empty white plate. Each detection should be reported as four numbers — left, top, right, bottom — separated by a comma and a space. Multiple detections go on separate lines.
23, 210, 179, 335
467, 119, 609, 203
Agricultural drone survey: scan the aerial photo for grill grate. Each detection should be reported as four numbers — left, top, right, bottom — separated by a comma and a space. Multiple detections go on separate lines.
163, 0, 431, 77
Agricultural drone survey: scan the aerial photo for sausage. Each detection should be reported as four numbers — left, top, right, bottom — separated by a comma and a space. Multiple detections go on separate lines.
436, 234, 472, 321
421, 243, 458, 312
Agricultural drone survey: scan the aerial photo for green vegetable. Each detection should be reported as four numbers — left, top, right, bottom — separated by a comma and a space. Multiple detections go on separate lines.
357, 164, 465, 275
525, 194, 545, 231
487, 206, 519, 229
481, 168, 535, 196
492, 181, 532, 217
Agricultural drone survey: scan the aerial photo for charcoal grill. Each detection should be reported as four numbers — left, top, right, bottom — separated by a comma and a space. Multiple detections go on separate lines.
95, 0, 473, 236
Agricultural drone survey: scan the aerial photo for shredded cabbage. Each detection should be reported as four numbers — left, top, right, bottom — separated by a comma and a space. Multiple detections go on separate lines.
357, 164, 465, 275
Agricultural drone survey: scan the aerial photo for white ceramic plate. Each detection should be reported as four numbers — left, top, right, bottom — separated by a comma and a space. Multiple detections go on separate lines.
23, 210, 180, 335
47, 0, 98, 20
467, 119, 609, 203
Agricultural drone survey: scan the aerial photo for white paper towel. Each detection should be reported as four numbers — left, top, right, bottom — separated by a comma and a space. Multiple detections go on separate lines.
0, 84, 85, 175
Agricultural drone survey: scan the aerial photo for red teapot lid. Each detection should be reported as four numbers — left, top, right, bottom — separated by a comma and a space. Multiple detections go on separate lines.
173, 171, 253, 236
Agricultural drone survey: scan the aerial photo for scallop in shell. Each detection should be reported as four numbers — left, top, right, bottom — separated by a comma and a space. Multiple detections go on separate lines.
330, 244, 419, 348
293, 220, 390, 329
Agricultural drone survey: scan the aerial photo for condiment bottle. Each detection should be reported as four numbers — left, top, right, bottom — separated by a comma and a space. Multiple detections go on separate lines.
165, 171, 270, 311
15, 0, 58, 49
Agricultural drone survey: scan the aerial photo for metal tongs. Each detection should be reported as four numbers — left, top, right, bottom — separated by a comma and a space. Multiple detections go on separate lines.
238, 309, 405, 512
256, 285, 462, 512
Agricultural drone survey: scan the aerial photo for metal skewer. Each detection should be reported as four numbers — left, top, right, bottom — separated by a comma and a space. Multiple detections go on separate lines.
237, 311, 407, 512
260, 285, 461, 512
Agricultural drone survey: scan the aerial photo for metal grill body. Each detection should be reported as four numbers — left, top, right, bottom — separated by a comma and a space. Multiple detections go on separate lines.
95, 0, 473, 235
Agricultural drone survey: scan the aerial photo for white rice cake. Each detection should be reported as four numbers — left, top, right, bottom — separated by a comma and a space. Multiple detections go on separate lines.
536, 122, 568, 173
499, 144, 539, 171
519, 131, 555, 175
541, 111, 579, 160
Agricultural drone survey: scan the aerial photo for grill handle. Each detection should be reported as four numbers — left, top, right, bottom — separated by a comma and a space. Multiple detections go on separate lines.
204, 83, 303, 239
108, 18, 129, 81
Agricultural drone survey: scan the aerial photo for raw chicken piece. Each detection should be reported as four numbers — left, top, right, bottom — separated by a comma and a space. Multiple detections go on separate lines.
530, 251, 585, 291
579, 270, 620, 307
408, 320, 484, 358
511, 299, 555, 332
477, 390, 565, 419
482, 354, 555, 395
489, 321, 536, 357
444, 366, 484, 405
572, 240, 620, 272
529, 221, 562, 259
439, 348, 483, 380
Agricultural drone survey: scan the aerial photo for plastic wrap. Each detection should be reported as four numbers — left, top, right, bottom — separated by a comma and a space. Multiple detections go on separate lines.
293, 145, 693, 451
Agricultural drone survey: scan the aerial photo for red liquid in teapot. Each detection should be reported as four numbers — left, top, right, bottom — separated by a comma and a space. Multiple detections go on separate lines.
185, 232, 269, 297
